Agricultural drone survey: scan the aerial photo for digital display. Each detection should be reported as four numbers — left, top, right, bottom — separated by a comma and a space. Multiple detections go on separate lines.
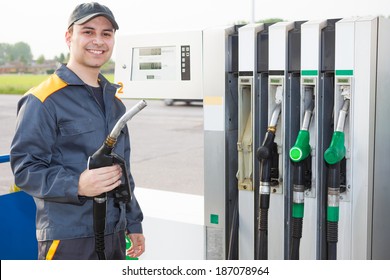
139, 48, 162, 56
139, 62, 162, 70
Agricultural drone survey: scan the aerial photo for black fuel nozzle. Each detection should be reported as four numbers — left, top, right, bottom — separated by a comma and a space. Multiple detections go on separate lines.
257, 129, 276, 185
326, 162, 341, 260
88, 134, 132, 203
257, 129, 276, 161
89, 142, 115, 169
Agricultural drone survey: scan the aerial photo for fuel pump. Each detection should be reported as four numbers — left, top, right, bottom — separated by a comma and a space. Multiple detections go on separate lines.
288, 19, 333, 260
237, 23, 263, 260
324, 94, 349, 260
225, 27, 240, 260
254, 23, 272, 260
320, 16, 390, 260
265, 21, 294, 259
203, 25, 239, 260
317, 19, 339, 259
285, 22, 305, 259
88, 100, 147, 260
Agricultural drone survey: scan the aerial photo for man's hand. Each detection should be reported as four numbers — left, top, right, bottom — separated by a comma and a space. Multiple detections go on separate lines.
127, 233, 145, 258
78, 165, 122, 197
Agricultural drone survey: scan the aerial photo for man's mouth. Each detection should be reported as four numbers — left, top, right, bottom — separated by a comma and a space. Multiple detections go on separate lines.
87, 49, 105, 55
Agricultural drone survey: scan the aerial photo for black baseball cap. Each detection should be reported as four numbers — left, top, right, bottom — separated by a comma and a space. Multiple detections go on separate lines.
68, 2, 119, 30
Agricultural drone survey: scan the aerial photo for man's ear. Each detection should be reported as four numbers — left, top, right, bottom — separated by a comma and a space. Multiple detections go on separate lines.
65, 30, 72, 48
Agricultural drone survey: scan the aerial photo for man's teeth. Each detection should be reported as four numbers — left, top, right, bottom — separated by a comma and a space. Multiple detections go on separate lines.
88, 50, 104, 54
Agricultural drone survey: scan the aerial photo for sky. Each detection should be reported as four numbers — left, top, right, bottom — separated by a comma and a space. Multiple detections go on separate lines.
1, 0, 389, 59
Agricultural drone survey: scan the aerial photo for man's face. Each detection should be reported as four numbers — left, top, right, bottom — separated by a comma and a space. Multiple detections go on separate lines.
66, 16, 115, 69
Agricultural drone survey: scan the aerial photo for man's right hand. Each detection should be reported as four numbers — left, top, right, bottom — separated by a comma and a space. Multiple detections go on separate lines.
78, 164, 122, 197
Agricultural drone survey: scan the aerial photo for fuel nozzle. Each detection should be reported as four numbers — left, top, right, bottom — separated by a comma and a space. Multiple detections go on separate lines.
257, 129, 276, 161
257, 103, 281, 161
324, 99, 349, 164
290, 92, 314, 162
290, 130, 310, 162
109, 100, 147, 142
89, 100, 147, 169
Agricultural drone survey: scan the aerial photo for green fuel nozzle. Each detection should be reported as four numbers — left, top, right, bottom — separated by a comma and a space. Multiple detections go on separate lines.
324, 99, 349, 165
290, 130, 310, 162
324, 131, 346, 165
289, 101, 313, 162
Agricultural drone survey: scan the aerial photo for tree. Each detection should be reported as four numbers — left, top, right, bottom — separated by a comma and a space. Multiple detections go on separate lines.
0, 43, 12, 65
36, 54, 45, 64
55, 53, 65, 63
0, 42, 33, 65
11, 42, 33, 65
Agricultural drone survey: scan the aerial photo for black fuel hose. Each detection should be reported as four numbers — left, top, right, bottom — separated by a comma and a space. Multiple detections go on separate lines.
326, 162, 340, 260
89, 144, 114, 260
256, 130, 276, 260
227, 195, 239, 260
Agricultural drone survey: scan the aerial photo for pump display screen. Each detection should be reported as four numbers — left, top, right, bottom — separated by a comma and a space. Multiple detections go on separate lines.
139, 48, 162, 56
130, 45, 191, 81
139, 62, 162, 70
131, 46, 176, 81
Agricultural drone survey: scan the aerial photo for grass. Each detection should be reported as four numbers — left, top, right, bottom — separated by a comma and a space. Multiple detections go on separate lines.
0, 74, 115, 94
0, 74, 49, 94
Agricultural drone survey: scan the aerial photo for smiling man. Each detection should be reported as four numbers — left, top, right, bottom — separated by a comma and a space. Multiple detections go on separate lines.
10, 2, 145, 260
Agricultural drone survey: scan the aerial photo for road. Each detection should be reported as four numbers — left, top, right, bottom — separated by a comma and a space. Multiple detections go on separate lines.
0, 95, 204, 196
